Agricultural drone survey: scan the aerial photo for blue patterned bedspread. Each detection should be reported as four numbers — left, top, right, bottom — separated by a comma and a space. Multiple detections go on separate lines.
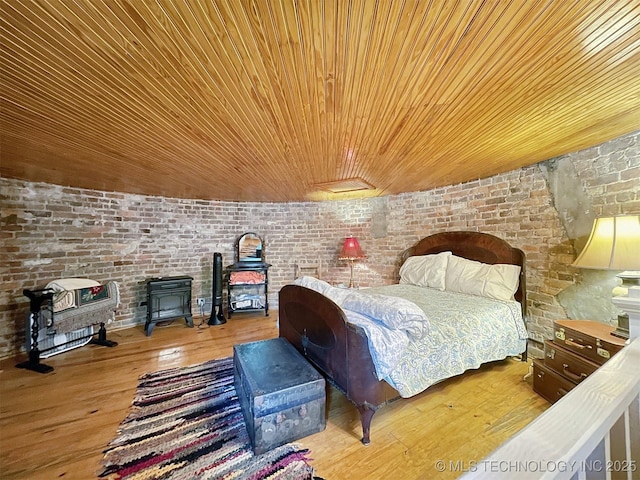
356, 284, 527, 397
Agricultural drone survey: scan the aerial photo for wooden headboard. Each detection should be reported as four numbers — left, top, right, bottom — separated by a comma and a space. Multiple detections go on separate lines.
400, 231, 527, 317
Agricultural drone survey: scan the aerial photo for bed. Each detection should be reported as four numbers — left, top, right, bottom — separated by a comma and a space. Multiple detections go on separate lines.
278, 231, 528, 445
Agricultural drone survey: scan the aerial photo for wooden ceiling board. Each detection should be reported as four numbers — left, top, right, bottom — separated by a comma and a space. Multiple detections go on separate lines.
1, 0, 639, 202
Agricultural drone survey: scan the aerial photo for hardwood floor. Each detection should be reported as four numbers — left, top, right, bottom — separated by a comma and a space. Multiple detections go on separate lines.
0, 313, 549, 479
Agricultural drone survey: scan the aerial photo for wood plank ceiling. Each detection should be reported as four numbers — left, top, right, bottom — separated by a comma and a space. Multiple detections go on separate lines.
1, 1, 640, 202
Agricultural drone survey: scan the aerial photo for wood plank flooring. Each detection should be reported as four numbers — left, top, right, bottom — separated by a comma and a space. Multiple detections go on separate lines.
0, 312, 549, 479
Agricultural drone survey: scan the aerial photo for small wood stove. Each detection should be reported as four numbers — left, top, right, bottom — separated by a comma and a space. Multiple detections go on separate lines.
145, 276, 193, 336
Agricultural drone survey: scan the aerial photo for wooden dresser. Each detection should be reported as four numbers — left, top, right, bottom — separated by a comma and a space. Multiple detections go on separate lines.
533, 320, 626, 404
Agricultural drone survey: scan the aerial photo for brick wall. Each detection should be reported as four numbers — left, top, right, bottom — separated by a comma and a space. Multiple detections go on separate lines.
1, 130, 638, 359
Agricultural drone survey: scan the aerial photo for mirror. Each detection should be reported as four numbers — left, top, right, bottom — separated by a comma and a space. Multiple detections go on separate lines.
236, 232, 263, 262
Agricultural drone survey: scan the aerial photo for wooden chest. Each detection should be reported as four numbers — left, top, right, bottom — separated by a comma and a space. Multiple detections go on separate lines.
233, 338, 326, 455
553, 320, 625, 365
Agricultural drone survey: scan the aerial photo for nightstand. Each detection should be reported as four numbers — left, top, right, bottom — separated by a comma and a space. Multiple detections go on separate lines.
533, 320, 626, 404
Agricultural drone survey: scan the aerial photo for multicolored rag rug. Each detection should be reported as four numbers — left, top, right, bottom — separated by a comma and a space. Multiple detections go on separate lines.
100, 357, 317, 479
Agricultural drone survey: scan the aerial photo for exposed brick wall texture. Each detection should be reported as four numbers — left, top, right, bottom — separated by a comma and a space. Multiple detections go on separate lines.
1, 131, 638, 360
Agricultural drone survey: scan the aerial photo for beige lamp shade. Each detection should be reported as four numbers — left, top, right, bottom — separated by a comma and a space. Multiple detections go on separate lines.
572, 215, 640, 270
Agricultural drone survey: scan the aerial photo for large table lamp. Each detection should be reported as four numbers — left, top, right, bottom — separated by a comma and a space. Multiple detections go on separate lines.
339, 236, 366, 288
572, 214, 640, 339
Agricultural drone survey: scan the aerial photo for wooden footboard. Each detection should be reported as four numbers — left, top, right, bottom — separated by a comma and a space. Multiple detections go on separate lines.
279, 284, 398, 444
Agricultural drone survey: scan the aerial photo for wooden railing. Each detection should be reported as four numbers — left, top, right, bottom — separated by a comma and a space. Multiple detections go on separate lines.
460, 337, 640, 479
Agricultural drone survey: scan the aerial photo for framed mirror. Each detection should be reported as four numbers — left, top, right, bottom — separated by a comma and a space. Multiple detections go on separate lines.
236, 232, 263, 263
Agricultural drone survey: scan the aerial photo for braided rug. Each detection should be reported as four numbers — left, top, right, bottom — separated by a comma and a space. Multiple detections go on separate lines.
100, 357, 317, 479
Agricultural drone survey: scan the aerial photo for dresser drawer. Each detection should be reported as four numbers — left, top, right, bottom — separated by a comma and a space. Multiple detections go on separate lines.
553, 320, 624, 365
533, 359, 577, 404
543, 339, 599, 383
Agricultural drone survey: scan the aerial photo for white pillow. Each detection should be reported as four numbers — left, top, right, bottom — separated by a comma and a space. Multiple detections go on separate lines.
483, 263, 521, 301
399, 251, 452, 290
444, 255, 487, 297
444, 255, 520, 301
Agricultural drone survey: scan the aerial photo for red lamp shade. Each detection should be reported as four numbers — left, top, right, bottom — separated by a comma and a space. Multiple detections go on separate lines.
339, 236, 366, 260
